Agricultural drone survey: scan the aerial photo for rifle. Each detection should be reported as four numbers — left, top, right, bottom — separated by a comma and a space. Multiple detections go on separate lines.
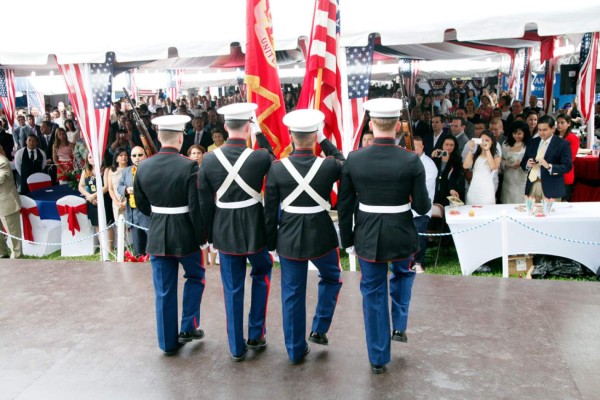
122, 87, 158, 156
397, 75, 415, 151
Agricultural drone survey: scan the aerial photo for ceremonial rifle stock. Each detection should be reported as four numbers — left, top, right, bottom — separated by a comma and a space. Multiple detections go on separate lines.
122, 87, 158, 156
397, 76, 414, 151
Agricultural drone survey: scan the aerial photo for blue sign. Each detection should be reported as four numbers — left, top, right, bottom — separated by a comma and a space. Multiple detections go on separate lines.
531, 73, 545, 98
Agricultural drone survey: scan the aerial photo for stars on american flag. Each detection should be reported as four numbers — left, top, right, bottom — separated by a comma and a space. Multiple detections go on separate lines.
90, 53, 114, 109
346, 34, 375, 99
579, 32, 592, 68
0, 69, 9, 97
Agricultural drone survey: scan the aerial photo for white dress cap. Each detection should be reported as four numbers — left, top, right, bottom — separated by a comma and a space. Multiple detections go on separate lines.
152, 115, 191, 132
282, 109, 325, 132
217, 103, 258, 121
363, 98, 403, 118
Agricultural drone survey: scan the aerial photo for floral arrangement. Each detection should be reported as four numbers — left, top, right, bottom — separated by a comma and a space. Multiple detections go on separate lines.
124, 250, 149, 263
64, 158, 86, 190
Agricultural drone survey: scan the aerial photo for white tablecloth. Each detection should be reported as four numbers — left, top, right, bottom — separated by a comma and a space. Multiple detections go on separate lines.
445, 202, 600, 275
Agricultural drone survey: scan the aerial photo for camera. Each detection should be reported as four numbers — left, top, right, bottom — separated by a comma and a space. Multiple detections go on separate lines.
441, 150, 448, 157
472, 138, 482, 145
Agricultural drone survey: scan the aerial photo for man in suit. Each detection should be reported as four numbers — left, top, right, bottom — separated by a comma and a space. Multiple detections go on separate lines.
118, 146, 151, 256
413, 110, 433, 151
450, 116, 469, 155
520, 115, 572, 202
133, 115, 207, 356
0, 147, 22, 258
13, 115, 33, 149
38, 121, 57, 185
427, 114, 450, 157
264, 109, 344, 365
14, 134, 46, 194
182, 117, 209, 155
26, 114, 41, 137
338, 98, 430, 374
197, 103, 274, 362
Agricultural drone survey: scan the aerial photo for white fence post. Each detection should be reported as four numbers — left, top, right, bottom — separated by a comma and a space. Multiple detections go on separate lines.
117, 214, 125, 263
501, 211, 509, 278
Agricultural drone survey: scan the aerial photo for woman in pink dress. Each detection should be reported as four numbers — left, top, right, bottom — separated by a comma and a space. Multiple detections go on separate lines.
52, 127, 75, 184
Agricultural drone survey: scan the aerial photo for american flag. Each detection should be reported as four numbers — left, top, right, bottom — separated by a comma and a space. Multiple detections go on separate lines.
166, 69, 182, 101
346, 34, 375, 150
297, 0, 343, 151
399, 59, 420, 99
576, 32, 599, 122
58, 53, 114, 261
58, 53, 113, 164
521, 47, 532, 103
543, 59, 555, 115
27, 90, 45, 115
0, 69, 16, 126
126, 69, 138, 102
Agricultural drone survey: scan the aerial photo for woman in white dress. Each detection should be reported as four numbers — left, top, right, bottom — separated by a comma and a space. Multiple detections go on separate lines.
463, 131, 501, 205
501, 121, 531, 204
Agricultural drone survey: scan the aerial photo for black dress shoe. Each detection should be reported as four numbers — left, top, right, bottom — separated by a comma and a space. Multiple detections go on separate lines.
392, 330, 407, 343
370, 363, 385, 374
178, 329, 205, 343
289, 346, 310, 365
247, 336, 267, 350
163, 341, 185, 356
308, 331, 328, 346
231, 347, 248, 362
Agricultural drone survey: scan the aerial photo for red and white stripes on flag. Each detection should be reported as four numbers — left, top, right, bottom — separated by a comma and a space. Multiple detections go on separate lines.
576, 32, 599, 122
127, 69, 138, 102
0, 69, 16, 126
297, 0, 343, 151
167, 69, 183, 101
543, 60, 555, 115
399, 59, 420, 99
521, 47, 533, 103
58, 56, 113, 158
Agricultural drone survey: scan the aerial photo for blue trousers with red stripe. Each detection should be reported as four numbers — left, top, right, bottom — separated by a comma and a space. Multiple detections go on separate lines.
280, 249, 343, 361
219, 248, 273, 357
150, 251, 205, 353
358, 256, 415, 366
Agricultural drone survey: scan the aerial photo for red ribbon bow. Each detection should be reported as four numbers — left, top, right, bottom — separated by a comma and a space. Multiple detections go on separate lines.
20, 206, 40, 242
56, 204, 88, 236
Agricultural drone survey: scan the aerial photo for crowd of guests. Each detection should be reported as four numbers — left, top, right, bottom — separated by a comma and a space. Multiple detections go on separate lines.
0, 91, 244, 262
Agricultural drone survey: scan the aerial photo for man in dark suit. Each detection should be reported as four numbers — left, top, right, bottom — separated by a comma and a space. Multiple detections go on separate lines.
133, 115, 207, 356
427, 114, 450, 157
26, 114, 41, 137
118, 146, 151, 256
264, 109, 344, 365
520, 115, 572, 201
38, 121, 57, 185
197, 103, 274, 362
338, 98, 430, 375
413, 110, 433, 152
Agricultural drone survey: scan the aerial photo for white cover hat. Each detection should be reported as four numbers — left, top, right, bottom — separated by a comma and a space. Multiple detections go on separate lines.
282, 109, 325, 132
217, 103, 258, 121
152, 115, 191, 132
363, 98, 403, 118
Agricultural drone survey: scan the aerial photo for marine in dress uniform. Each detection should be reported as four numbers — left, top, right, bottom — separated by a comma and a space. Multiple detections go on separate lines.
337, 98, 431, 374
264, 109, 345, 364
197, 103, 274, 361
133, 115, 207, 356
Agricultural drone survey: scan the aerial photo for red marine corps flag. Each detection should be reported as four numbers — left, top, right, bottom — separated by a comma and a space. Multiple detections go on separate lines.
245, 0, 290, 158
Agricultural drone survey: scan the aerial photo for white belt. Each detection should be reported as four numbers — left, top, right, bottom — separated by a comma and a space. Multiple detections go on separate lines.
284, 205, 326, 214
151, 205, 190, 214
359, 203, 411, 214
216, 198, 260, 209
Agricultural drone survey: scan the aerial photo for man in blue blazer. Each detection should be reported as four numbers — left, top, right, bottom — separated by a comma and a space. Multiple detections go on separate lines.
520, 115, 572, 201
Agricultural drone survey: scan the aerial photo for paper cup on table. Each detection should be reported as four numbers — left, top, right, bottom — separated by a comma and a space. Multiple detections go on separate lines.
447, 196, 464, 208
525, 197, 534, 215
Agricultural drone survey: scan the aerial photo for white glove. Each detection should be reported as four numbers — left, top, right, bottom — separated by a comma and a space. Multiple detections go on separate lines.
317, 122, 326, 143
345, 246, 356, 256
209, 243, 217, 253
269, 250, 279, 262
200, 242, 209, 250
250, 112, 261, 136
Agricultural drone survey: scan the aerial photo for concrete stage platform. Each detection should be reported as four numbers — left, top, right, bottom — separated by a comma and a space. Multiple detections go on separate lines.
0, 260, 598, 400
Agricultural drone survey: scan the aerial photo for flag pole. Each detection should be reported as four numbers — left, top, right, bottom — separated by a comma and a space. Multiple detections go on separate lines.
314, 68, 323, 110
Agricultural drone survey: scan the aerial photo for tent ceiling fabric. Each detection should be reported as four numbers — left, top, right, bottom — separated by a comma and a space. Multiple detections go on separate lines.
2, 1, 600, 65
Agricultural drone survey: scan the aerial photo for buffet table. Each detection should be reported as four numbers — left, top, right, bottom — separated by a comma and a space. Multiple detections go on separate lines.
445, 202, 600, 275
572, 155, 600, 202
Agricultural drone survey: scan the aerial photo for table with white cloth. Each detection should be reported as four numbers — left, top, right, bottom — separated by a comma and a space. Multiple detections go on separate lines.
445, 202, 600, 275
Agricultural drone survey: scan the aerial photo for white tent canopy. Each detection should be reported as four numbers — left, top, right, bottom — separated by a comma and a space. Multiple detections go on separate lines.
3, 0, 600, 66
